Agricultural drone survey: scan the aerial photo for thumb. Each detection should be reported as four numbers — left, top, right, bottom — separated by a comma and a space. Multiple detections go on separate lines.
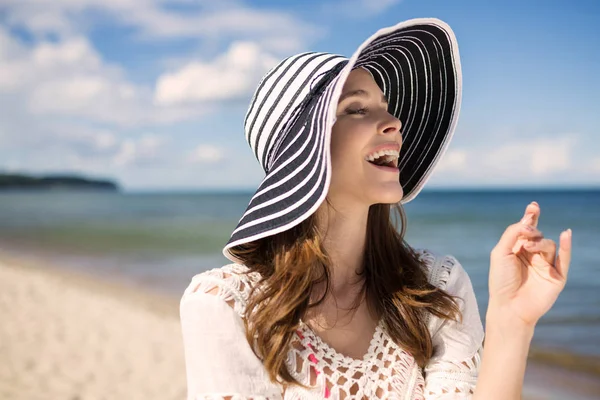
555, 229, 573, 281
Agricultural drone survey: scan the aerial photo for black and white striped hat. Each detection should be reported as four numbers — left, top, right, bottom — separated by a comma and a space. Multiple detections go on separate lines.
223, 18, 462, 262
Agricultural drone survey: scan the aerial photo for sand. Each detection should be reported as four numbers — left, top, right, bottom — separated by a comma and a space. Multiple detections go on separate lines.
0, 255, 186, 400
523, 362, 600, 400
1, 253, 599, 400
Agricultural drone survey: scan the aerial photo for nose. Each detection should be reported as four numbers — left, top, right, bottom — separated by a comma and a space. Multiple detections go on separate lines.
378, 112, 402, 138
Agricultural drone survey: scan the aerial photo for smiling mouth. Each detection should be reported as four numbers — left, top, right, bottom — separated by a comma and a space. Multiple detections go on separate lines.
366, 153, 398, 168
366, 159, 399, 172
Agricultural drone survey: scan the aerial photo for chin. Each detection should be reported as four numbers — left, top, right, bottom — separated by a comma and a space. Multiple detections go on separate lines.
379, 195, 404, 204
369, 185, 404, 204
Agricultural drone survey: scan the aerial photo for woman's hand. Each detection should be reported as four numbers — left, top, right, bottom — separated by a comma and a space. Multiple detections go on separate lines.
488, 202, 572, 328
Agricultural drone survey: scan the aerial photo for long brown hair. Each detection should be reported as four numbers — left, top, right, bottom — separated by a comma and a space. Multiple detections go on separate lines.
229, 202, 461, 386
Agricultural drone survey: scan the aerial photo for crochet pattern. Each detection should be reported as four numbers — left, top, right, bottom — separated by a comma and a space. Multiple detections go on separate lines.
181, 250, 484, 399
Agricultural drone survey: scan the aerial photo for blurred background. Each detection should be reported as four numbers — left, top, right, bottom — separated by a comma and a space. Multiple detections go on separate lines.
0, 0, 599, 399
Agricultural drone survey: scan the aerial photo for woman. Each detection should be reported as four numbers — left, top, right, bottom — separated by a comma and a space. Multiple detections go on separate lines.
180, 18, 572, 399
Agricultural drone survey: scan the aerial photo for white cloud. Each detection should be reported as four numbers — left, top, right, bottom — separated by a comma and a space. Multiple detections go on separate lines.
2, 0, 321, 52
0, 31, 202, 126
358, 0, 403, 15
186, 145, 225, 164
483, 136, 575, 176
32, 37, 102, 70
0, 1, 324, 190
0, 1, 322, 189
429, 136, 583, 186
435, 149, 468, 173
0, 34, 106, 93
113, 134, 170, 167
0, 1, 321, 128
322, 0, 402, 18
50, 127, 120, 155
0, 105, 178, 180
3, 1, 76, 37
133, 7, 319, 46
589, 157, 600, 173
155, 41, 279, 105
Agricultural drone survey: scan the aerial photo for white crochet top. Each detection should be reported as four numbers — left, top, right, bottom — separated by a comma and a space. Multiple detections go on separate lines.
179, 250, 485, 399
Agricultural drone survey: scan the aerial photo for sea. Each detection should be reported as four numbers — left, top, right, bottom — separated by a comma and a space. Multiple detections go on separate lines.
0, 189, 598, 361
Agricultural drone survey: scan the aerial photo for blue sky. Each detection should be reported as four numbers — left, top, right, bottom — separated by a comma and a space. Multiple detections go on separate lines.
0, 0, 598, 191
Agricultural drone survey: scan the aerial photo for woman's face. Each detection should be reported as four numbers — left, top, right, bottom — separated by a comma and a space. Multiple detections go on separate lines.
328, 68, 403, 208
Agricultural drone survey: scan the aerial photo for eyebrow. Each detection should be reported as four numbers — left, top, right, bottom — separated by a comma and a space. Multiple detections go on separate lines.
338, 89, 387, 105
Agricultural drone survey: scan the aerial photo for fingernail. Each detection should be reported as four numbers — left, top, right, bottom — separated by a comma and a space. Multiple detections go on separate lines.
531, 201, 539, 206
567, 228, 572, 237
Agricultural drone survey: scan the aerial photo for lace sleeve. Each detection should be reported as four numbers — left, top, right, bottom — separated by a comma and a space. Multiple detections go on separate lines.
179, 268, 283, 400
423, 256, 485, 399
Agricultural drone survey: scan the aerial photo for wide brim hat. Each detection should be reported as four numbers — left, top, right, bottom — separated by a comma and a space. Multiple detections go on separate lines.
223, 18, 462, 263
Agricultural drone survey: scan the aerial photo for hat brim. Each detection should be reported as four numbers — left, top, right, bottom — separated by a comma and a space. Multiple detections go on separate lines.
223, 18, 461, 263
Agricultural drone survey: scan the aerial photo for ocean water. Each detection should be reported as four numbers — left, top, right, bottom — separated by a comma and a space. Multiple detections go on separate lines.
0, 189, 599, 360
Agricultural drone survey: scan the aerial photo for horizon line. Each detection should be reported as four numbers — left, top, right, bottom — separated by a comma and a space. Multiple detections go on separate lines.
121, 185, 600, 194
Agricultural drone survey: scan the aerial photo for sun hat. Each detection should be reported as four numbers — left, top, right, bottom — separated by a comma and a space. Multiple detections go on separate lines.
223, 18, 462, 263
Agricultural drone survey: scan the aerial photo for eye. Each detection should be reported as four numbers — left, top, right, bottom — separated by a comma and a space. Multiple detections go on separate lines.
345, 106, 369, 115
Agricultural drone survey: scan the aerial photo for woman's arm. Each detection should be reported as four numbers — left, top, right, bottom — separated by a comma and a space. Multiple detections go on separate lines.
474, 202, 572, 400
473, 306, 534, 399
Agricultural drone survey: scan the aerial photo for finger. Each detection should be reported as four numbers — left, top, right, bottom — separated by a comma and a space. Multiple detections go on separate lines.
512, 228, 545, 254
494, 223, 543, 257
522, 238, 557, 264
518, 226, 544, 240
514, 202, 541, 254
512, 237, 526, 254
521, 201, 540, 228
555, 229, 573, 280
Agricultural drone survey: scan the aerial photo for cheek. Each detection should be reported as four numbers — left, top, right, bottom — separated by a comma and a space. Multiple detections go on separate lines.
329, 136, 346, 164
330, 136, 352, 170
329, 125, 367, 182
330, 122, 367, 162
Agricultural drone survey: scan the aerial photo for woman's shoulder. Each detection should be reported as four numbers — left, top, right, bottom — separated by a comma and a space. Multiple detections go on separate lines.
414, 248, 467, 292
416, 249, 483, 346
180, 263, 260, 317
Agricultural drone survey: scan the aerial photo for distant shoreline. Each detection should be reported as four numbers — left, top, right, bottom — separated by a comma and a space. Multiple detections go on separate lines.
0, 172, 120, 191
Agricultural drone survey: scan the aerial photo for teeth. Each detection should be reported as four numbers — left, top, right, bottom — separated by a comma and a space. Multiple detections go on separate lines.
365, 149, 399, 162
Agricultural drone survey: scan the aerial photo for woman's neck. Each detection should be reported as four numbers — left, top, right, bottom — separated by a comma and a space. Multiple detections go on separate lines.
315, 202, 369, 295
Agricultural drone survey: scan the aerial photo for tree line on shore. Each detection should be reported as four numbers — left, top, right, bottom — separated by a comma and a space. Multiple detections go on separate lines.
0, 173, 120, 191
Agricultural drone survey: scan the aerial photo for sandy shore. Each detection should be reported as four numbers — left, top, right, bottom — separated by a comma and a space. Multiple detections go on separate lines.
1, 253, 599, 400
0, 254, 186, 400
523, 362, 600, 400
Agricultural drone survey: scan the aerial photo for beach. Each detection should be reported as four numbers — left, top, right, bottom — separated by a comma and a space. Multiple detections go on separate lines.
2, 253, 599, 400
0, 254, 186, 400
